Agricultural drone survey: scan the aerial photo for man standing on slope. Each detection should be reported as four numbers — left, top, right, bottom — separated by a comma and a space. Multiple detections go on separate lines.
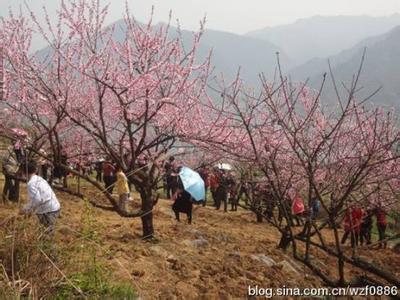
19, 160, 61, 256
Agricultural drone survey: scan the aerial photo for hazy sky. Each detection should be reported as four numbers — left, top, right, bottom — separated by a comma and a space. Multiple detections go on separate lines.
1, 0, 400, 50
2, 0, 400, 33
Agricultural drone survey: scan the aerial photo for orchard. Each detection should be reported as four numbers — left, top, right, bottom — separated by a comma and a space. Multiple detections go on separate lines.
0, 0, 399, 297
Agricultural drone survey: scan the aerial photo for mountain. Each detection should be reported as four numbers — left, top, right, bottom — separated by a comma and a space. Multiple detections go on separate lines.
111, 20, 292, 84
35, 20, 291, 87
288, 26, 400, 108
184, 29, 291, 83
247, 15, 400, 66
288, 32, 388, 81
34, 17, 400, 108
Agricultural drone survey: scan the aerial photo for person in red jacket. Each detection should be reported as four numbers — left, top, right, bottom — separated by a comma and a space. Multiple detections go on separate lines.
341, 204, 363, 248
375, 207, 388, 249
208, 168, 220, 207
291, 192, 305, 226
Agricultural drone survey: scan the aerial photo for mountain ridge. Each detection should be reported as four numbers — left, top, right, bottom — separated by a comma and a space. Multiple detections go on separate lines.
288, 26, 400, 108
246, 14, 400, 65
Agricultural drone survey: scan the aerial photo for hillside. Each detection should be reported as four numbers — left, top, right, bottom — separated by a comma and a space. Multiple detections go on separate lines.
0, 183, 321, 298
1, 178, 399, 298
247, 14, 400, 66
289, 26, 400, 108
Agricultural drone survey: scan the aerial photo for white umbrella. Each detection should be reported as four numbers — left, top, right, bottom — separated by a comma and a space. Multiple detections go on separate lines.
216, 163, 232, 171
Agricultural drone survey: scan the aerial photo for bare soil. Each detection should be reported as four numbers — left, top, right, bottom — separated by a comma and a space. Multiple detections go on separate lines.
0, 181, 399, 299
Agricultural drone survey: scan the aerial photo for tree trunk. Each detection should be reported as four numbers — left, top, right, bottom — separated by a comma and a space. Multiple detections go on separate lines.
141, 212, 154, 239
256, 211, 263, 223
331, 214, 346, 286
140, 189, 155, 239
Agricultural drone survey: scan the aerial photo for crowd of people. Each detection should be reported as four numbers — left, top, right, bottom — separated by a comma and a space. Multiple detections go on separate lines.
1, 145, 72, 205
1, 143, 134, 214
341, 203, 388, 249
0, 146, 393, 255
166, 159, 238, 208
87, 159, 133, 211
163, 157, 392, 250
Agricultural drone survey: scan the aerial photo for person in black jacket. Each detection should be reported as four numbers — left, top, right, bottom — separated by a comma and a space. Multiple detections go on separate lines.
52, 149, 69, 188
2, 147, 20, 203
215, 170, 235, 212
95, 160, 103, 182
165, 156, 178, 199
360, 209, 373, 245
172, 179, 193, 224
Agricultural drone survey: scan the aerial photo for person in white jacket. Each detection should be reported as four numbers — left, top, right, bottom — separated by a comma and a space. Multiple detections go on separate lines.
19, 160, 61, 240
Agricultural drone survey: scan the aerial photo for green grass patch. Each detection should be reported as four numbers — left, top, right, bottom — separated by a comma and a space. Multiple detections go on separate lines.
54, 265, 137, 299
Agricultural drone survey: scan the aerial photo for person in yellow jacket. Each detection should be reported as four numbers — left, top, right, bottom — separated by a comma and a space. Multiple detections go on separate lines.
115, 166, 131, 211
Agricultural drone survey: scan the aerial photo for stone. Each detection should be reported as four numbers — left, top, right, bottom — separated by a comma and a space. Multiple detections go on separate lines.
276, 260, 300, 277
185, 228, 205, 239
166, 254, 177, 263
182, 238, 209, 248
149, 245, 169, 258
250, 254, 276, 267
166, 254, 181, 270
282, 254, 303, 270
